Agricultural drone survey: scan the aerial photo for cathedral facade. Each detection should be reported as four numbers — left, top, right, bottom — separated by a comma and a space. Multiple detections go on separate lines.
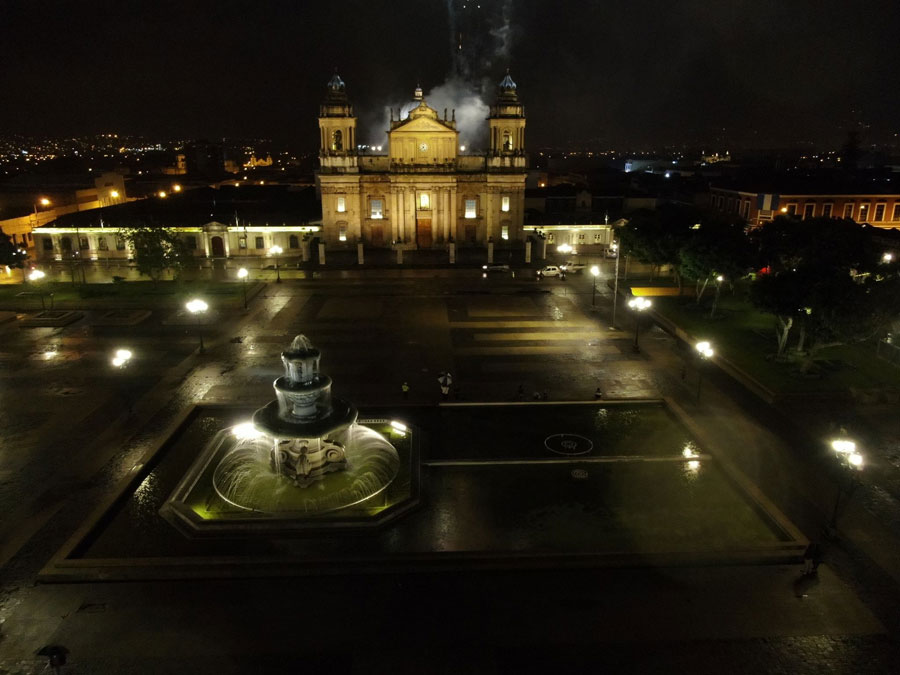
317, 73, 527, 248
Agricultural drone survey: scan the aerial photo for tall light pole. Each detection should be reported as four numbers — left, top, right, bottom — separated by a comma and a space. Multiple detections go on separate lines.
269, 244, 283, 283
628, 297, 652, 352
829, 438, 864, 530
590, 265, 600, 307
237, 267, 249, 309
186, 298, 209, 353
611, 241, 620, 329
695, 340, 714, 400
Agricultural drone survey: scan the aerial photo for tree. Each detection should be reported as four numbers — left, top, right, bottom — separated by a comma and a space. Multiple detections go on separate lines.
618, 204, 697, 288
749, 216, 896, 356
0, 228, 27, 279
119, 226, 191, 284
679, 217, 751, 316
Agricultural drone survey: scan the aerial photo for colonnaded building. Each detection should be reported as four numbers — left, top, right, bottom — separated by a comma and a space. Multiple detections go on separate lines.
317, 71, 527, 248
31, 71, 529, 262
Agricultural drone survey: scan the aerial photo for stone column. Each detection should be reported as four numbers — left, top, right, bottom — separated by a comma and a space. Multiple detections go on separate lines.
357, 242, 364, 265
391, 190, 399, 243
318, 242, 326, 265
525, 240, 532, 264
203, 233, 211, 258
396, 246, 403, 265
443, 189, 450, 242
487, 241, 494, 264
450, 191, 457, 241
224, 234, 231, 257
302, 238, 310, 262
449, 241, 456, 264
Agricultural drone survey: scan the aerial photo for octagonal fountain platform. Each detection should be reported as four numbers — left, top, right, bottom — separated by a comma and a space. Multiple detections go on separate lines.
160, 336, 415, 536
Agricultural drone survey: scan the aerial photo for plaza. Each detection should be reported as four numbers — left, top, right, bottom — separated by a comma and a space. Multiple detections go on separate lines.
1, 262, 899, 672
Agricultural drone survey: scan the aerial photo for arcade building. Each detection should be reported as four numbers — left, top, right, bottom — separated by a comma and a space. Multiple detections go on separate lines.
317, 72, 528, 249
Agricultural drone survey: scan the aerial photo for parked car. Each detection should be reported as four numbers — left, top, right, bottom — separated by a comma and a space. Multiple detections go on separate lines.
538, 265, 562, 277
482, 263, 510, 272
561, 261, 586, 273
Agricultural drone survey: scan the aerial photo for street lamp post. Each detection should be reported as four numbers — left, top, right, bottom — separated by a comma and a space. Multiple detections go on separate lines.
694, 340, 714, 400
627, 297, 652, 352
186, 298, 209, 353
269, 245, 283, 283
590, 265, 600, 307
611, 241, 620, 329
829, 438, 864, 530
237, 267, 249, 309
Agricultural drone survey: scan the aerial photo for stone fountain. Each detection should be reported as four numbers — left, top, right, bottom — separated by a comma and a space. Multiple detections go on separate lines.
162, 335, 406, 531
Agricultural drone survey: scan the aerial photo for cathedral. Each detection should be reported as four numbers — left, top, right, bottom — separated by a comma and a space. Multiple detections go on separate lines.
317, 72, 527, 249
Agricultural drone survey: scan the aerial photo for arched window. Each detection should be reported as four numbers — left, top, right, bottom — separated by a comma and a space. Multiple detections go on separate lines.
289, 235, 299, 249
502, 130, 512, 152
332, 130, 343, 151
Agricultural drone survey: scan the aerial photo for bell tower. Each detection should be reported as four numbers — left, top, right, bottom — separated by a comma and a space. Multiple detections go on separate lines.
488, 70, 526, 166
318, 72, 358, 172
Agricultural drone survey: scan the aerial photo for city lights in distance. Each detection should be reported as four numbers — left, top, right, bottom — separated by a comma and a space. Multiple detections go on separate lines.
110, 190, 119, 198
237, 267, 248, 279
39, 197, 51, 206
390, 420, 408, 434
173, 184, 182, 192
557, 243, 573, 254
628, 297, 652, 311
28, 269, 46, 281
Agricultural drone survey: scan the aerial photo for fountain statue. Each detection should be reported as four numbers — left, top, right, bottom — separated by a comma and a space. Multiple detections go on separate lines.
184, 335, 403, 516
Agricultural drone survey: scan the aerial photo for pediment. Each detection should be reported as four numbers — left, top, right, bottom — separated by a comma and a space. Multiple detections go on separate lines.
391, 116, 457, 135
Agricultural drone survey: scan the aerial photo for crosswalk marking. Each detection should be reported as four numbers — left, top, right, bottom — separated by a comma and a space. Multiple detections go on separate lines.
472, 331, 601, 341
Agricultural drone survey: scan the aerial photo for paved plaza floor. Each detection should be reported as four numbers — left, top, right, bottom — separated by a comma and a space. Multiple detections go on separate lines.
1, 268, 899, 672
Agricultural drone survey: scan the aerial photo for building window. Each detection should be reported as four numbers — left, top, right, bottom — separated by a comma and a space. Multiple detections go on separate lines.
742, 201, 750, 219
465, 199, 477, 219
60, 237, 72, 251
419, 193, 430, 210
289, 235, 299, 249
115, 237, 125, 251
336, 196, 346, 213
594, 233, 603, 243
843, 203, 854, 219
785, 204, 797, 216
339, 224, 347, 242
502, 130, 512, 151
578, 233, 585, 241
331, 129, 343, 151
501, 225, 509, 240
803, 203, 815, 219
547, 233, 555, 243
501, 196, 510, 212
370, 199, 383, 219
238, 236, 247, 249
874, 203, 886, 222
185, 235, 197, 250
255, 236, 265, 249
718, 196, 724, 209
822, 203, 833, 218
858, 204, 870, 222
893, 204, 900, 221
98, 236, 108, 251
43, 238, 54, 251
79, 237, 89, 250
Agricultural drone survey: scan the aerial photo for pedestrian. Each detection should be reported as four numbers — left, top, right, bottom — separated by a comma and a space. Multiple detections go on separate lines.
517, 384, 525, 401
533, 390, 542, 400
438, 373, 451, 400
803, 541, 822, 575
542, 391, 549, 401
401, 381, 410, 400
594, 387, 603, 400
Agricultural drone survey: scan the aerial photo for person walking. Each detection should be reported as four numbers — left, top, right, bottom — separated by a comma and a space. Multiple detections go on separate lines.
438, 372, 451, 400
594, 387, 603, 400
401, 381, 410, 400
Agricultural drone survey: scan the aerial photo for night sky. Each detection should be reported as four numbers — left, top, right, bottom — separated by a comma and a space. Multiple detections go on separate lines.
2, 0, 899, 150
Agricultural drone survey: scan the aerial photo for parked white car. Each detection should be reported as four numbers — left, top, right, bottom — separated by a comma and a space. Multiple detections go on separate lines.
561, 261, 586, 273
538, 266, 562, 277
